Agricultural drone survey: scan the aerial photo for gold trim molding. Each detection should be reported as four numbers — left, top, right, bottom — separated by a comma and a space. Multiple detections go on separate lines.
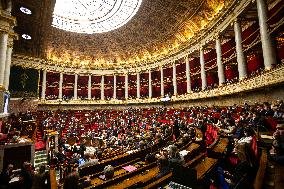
11, 0, 282, 75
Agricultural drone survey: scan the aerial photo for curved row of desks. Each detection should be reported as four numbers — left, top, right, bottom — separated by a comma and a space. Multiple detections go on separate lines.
79, 134, 173, 177
78, 127, 230, 189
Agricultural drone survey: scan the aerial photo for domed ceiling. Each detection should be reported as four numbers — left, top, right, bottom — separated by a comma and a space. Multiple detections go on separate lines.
12, 0, 227, 70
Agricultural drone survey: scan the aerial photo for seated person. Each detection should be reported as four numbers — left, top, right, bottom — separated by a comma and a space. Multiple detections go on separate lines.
269, 122, 284, 165
168, 145, 184, 167
79, 153, 99, 167
237, 128, 254, 145
63, 171, 80, 189
0, 164, 14, 189
103, 165, 114, 180
145, 153, 156, 164
214, 143, 257, 189
0, 133, 7, 144
219, 123, 237, 136
31, 165, 49, 189
156, 157, 170, 179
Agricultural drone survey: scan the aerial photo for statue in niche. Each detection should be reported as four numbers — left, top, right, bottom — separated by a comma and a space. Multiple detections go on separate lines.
20, 72, 29, 89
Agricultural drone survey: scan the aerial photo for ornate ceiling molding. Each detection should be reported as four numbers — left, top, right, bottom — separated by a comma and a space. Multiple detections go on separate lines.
42, 0, 229, 69
12, 0, 254, 74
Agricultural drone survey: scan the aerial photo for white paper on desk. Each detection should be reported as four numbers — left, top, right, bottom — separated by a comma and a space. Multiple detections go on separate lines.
195, 137, 202, 142
126, 150, 134, 154
9, 177, 19, 183
260, 135, 274, 140
179, 150, 189, 157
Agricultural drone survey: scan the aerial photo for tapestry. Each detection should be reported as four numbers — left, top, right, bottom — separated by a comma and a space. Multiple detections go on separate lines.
9, 66, 39, 98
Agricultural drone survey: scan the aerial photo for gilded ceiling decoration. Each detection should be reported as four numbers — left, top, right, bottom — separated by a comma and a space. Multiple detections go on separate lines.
13, 0, 228, 70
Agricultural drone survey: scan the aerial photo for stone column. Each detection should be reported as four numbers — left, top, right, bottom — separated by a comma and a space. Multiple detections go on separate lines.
216, 35, 225, 85
200, 47, 207, 90
234, 19, 247, 79
0, 32, 8, 86
185, 56, 191, 93
172, 62, 177, 95
125, 74, 128, 99
160, 67, 164, 97
136, 72, 140, 98
6, 0, 12, 14
88, 75, 92, 99
113, 75, 117, 99
101, 75, 104, 100
3, 40, 13, 90
148, 70, 152, 98
58, 72, 63, 99
256, 0, 277, 69
41, 70, 47, 99
74, 74, 78, 99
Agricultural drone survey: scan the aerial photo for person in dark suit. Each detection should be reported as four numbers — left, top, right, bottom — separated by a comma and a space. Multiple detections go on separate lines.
31, 165, 49, 189
63, 171, 80, 189
0, 164, 14, 189
156, 157, 170, 179
19, 162, 33, 189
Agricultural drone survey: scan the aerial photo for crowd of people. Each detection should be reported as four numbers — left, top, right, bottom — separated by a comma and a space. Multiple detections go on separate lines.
0, 163, 49, 189
0, 111, 35, 144
0, 100, 283, 188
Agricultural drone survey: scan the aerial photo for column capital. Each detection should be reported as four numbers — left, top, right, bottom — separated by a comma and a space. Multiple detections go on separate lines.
0, 11, 17, 27
232, 17, 243, 25
214, 33, 222, 40
8, 30, 18, 41
7, 37, 13, 48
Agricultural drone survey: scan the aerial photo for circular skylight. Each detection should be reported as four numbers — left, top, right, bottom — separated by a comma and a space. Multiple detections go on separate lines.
22, 34, 32, 40
20, 7, 32, 15
52, 0, 142, 34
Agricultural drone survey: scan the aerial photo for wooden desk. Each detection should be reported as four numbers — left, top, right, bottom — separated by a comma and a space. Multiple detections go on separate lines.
0, 142, 35, 172
79, 134, 172, 177
194, 157, 218, 179
106, 167, 159, 189
90, 161, 143, 186
212, 137, 228, 153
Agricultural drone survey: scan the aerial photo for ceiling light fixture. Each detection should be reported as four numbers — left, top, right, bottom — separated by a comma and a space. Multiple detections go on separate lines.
52, 0, 142, 34
22, 34, 32, 40
20, 7, 32, 15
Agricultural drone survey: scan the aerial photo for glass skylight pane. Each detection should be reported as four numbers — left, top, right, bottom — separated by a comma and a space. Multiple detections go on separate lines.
52, 0, 142, 34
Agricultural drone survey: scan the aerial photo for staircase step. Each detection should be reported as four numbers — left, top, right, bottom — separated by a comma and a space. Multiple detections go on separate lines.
35, 154, 47, 159
35, 158, 48, 164
34, 160, 48, 165
35, 150, 47, 156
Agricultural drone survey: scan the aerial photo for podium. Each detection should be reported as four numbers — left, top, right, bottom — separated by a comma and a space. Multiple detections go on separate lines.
0, 142, 35, 172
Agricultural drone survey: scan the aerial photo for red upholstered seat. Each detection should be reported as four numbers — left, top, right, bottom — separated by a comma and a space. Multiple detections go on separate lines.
265, 117, 277, 130
251, 135, 258, 159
